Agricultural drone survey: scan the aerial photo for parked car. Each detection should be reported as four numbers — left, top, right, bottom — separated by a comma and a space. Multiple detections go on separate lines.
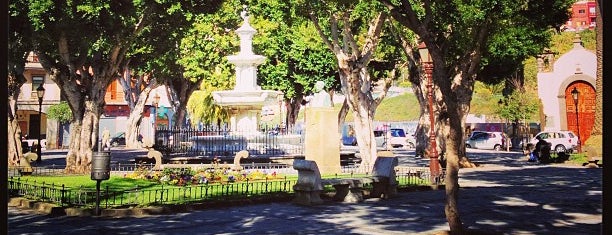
110, 132, 126, 147
374, 128, 415, 149
342, 135, 358, 146
465, 131, 510, 151
526, 130, 578, 153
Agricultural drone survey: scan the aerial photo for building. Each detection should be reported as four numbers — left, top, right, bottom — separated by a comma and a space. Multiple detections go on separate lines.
537, 34, 596, 144
562, 0, 597, 31
17, 52, 174, 149
15, 52, 61, 149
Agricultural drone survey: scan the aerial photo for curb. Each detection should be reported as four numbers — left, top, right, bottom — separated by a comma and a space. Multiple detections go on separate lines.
8, 187, 443, 218
9, 194, 295, 218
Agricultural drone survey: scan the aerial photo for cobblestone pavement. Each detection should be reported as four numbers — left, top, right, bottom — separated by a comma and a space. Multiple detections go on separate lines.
8, 149, 603, 235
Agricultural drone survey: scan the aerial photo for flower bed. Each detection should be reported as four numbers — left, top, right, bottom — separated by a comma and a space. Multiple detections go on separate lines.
124, 166, 283, 186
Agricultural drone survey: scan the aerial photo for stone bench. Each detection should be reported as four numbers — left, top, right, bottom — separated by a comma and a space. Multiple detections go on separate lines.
292, 159, 324, 206
292, 151, 398, 205
321, 176, 386, 203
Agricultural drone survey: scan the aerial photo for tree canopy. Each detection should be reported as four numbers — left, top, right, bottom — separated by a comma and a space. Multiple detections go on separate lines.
10, 0, 223, 172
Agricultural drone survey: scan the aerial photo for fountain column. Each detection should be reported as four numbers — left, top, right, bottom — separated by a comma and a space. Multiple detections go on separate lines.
212, 6, 282, 133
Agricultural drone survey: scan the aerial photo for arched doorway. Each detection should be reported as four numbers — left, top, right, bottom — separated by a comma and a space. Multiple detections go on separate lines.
565, 81, 595, 146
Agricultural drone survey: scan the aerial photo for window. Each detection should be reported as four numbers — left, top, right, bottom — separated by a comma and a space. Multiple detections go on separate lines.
31, 76, 44, 96
578, 9, 585, 14
109, 81, 117, 99
589, 7, 595, 14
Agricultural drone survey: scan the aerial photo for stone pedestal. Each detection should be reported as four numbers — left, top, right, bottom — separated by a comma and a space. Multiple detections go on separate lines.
304, 107, 340, 175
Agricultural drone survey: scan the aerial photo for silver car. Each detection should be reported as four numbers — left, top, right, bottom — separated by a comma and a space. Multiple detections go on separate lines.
465, 131, 510, 151
374, 128, 415, 149
528, 130, 578, 153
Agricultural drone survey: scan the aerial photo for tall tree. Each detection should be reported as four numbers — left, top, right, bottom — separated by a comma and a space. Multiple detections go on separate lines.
7, 0, 34, 165
378, 0, 573, 232
12, 0, 222, 173
588, 0, 602, 143
304, 0, 401, 169
251, 0, 339, 129
180, 0, 242, 126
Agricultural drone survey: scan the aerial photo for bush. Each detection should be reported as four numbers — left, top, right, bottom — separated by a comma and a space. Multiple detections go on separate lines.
124, 166, 283, 186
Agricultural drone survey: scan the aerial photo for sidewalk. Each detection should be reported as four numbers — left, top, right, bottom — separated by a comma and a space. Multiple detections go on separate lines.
8, 155, 602, 234
32, 147, 148, 167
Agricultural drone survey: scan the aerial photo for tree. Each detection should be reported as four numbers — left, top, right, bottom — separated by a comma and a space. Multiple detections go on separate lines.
250, 0, 339, 129
378, 0, 573, 232
179, 0, 243, 126
11, 0, 222, 173
304, 0, 402, 169
586, 0, 602, 150
8, 0, 34, 165
47, 101, 73, 124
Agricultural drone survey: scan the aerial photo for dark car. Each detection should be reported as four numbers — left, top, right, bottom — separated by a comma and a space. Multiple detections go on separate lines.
110, 132, 126, 147
110, 132, 143, 147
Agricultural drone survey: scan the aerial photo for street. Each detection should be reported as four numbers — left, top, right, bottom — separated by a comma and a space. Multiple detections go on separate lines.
8, 148, 602, 234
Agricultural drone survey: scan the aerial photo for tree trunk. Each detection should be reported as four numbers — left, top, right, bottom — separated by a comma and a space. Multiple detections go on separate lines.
340, 65, 378, 170
337, 98, 349, 129
8, 116, 23, 166
65, 99, 104, 174
8, 67, 27, 166
8, 88, 24, 166
591, 0, 602, 136
442, 105, 465, 233
286, 95, 303, 129
125, 88, 154, 148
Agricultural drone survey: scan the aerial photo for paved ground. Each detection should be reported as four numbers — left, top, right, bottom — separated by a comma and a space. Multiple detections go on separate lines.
8, 148, 603, 234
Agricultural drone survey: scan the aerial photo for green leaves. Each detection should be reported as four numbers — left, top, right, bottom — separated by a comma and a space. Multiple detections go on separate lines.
47, 101, 73, 123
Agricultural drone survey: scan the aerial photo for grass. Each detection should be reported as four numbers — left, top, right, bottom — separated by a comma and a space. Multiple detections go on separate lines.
15, 175, 160, 190
12, 171, 431, 208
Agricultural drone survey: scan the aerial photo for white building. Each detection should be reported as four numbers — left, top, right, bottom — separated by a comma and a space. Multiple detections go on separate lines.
536, 34, 596, 143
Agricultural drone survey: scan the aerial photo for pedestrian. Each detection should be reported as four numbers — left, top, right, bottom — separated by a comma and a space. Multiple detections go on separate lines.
102, 127, 111, 150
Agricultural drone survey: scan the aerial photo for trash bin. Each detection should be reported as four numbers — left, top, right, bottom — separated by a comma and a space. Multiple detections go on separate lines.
91, 151, 111, 180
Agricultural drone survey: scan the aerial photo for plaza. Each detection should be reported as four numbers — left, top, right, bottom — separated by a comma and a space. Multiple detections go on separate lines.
8, 148, 602, 234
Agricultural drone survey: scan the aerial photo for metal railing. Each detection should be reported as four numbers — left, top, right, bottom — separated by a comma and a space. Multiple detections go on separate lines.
7, 166, 443, 209
8, 177, 296, 208
153, 125, 305, 158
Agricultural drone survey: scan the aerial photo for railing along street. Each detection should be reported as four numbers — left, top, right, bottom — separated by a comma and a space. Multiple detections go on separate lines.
7, 166, 443, 209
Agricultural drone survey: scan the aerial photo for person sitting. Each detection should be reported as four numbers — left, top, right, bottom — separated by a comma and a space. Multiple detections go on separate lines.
534, 136, 551, 164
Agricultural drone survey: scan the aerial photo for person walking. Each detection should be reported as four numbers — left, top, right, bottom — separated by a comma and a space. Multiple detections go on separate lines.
102, 127, 111, 150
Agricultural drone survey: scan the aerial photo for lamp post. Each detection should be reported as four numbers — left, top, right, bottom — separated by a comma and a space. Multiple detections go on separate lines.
498, 99, 510, 151
152, 93, 160, 146
277, 95, 283, 133
571, 87, 580, 153
36, 83, 45, 163
418, 42, 440, 184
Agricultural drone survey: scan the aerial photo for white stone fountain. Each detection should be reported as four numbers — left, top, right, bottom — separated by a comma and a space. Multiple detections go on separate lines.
212, 6, 282, 133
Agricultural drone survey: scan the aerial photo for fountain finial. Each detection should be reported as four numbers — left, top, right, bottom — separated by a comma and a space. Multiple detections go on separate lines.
240, 5, 249, 22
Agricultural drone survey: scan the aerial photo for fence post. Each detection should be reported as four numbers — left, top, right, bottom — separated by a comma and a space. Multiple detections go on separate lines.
106, 185, 109, 208
61, 184, 65, 206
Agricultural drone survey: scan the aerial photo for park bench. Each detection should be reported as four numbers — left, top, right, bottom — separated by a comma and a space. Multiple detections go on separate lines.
292, 151, 398, 205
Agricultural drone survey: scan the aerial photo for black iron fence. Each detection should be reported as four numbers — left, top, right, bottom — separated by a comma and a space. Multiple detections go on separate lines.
153, 125, 304, 158
7, 166, 442, 209
8, 177, 296, 208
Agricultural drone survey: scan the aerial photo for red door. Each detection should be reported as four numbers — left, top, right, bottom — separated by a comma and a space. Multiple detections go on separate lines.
565, 82, 596, 146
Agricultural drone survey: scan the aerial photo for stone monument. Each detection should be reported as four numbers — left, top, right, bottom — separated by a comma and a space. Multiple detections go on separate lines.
304, 81, 340, 174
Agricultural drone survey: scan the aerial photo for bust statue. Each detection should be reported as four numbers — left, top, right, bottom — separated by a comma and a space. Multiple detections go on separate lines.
311, 81, 332, 107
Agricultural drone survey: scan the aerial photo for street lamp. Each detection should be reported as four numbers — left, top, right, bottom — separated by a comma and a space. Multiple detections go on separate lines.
418, 42, 440, 184
152, 93, 160, 145
498, 99, 510, 151
571, 87, 580, 153
36, 83, 45, 163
